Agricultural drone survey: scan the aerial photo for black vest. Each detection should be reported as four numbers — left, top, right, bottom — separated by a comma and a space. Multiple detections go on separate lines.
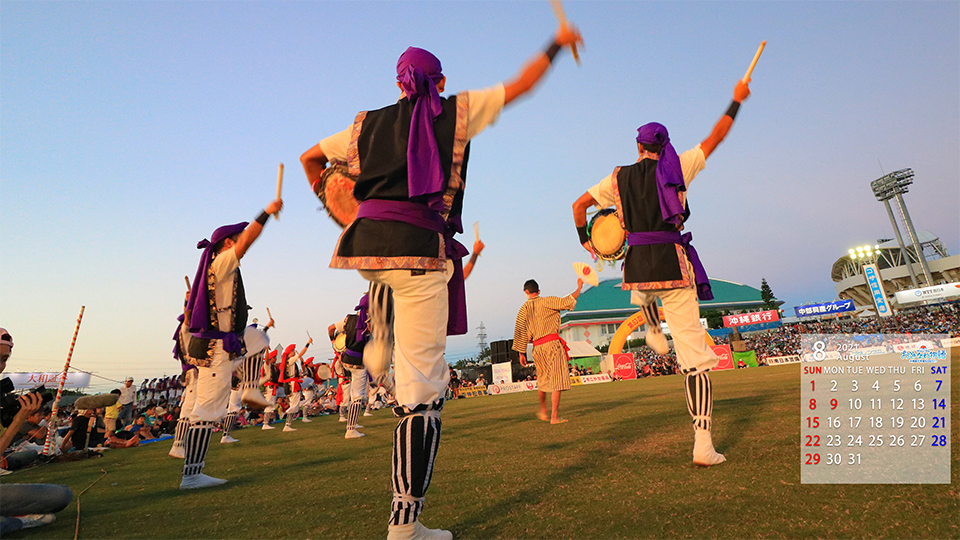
341, 314, 366, 367
336, 96, 470, 259
617, 160, 688, 285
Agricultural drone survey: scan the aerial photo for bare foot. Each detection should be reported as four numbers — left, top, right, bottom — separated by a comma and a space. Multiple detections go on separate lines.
537, 412, 549, 422
550, 418, 568, 425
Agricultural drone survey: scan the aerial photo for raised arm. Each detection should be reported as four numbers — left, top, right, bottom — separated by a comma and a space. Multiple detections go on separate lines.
571, 278, 584, 300
233, 199, 283, 260
700, 80, 750, 159
503, 25, 583, 106
301, 144, 328, 195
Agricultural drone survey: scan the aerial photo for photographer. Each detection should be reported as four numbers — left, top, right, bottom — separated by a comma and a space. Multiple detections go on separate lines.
0, 327, 73, 535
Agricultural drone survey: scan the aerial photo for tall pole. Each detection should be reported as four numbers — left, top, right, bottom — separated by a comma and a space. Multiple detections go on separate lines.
893, 193, 934, 286
43, 306, 85, 456
882, 199, 919, 288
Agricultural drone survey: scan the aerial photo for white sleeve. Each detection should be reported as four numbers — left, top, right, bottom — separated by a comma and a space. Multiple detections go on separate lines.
680, 145, 706, 188
211, 247, 240, 278
318, 127, 352, 163
464, 84, 506, 140
586, 173, 616, 209
334, 318, 346, 333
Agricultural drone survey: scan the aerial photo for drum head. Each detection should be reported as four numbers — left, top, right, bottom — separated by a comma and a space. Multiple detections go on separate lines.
316, 364, 332, 380
589, 209, 627, 260
333, 333, 347, 352
316, 163, 359, 228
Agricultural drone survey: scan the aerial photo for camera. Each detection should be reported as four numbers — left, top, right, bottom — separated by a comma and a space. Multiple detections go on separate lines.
0, 377, 54, 428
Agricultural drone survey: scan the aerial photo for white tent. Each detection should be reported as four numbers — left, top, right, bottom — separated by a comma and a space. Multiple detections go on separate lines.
566, 341, 602, 358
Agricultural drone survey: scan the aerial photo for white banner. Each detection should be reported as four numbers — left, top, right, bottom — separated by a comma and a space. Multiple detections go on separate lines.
6, 371, 91, 389
579, 373, 612, 385
863, 263, 894, 317
940, 337, 960, 348
486, 380, 538, 395
492, 361, 513, 385
891, 341, 940, 353
895, 283, 960, 304
765, 355, 801, 364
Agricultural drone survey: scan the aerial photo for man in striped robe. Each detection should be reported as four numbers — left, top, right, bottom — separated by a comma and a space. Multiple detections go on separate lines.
513, 278, 583, 424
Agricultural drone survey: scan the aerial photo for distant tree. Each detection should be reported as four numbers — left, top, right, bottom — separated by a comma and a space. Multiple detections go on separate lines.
477, 346, 491, 364
760, 278, 778, 310
701, 309, 724, 329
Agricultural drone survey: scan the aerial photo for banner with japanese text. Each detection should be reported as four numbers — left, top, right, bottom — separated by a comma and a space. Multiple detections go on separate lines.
794, 299, 855, 318
7, 371, 91, 389
723, 310, 779, 328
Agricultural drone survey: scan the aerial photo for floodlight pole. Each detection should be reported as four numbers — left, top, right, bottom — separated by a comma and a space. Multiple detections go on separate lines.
881, 199, 919, 288
893, 192, 933, 286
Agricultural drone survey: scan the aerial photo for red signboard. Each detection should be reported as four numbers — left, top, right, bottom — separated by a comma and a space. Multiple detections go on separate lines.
612, 353, 638, 380
723, 309, 780, 328
711, 345, 734, 371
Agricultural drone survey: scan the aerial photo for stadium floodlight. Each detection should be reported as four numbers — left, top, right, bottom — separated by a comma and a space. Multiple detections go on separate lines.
871, 168, 929, 288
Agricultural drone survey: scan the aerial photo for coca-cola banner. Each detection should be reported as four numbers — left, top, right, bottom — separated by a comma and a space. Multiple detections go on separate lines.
710, 345, 734, 371
611, 353, 637, 380
723, 310, 779, 328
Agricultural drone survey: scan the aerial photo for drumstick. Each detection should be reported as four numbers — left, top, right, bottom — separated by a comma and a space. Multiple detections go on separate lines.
184, 276, 190, 290
549, 0, 580, 66
274, 163, 284, 220
473, 221, 479, 243
267, 307, 274, 327
743, 41, 766, 83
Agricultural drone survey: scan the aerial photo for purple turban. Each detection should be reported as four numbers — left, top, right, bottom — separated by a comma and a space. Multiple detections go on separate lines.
187, 222, 247, 334
636, 123, 687, 226
354, 293, 369, 342
397, 47, 446, 211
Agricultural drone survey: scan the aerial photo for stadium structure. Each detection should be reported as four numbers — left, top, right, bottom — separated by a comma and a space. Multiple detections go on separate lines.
559, 277, 775, 347
831, 230, 959, 308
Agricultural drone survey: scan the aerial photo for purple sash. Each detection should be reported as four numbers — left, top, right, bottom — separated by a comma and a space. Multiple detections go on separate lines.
626, 231, 713, 301
356, 200, 469, 335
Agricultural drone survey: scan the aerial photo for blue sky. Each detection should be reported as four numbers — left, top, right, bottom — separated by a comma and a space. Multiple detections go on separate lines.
2, 1, 957, 392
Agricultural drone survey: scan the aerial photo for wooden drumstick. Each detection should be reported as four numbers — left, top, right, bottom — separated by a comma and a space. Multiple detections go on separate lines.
275, 163, 284, 220
743, 41, 766, 83
549, 0, 580, 66
267, 307, 274, 327
184, 276, 190, 290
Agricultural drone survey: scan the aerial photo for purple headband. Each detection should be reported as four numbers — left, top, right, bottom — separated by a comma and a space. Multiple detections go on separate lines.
354, 293, 369, 342
397, 47, 446, 211
636, 123, 687, 226
187, 222, 248, 333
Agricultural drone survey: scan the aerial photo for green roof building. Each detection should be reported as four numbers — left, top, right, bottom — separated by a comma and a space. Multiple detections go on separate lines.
559, 277, 774, 347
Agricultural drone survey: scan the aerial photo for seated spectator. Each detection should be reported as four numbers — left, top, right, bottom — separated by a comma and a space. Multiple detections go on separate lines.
60, 409, 107, 452
124, 415, 156, 440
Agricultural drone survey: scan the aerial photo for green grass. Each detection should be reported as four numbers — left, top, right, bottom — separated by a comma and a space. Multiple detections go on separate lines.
4, 353, 957, 540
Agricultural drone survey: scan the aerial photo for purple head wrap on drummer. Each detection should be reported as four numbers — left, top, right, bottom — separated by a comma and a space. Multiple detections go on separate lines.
354, 293, 370, 342
187, 222, 248, 333
397, 47, 446, 211
636, 122, 687, 226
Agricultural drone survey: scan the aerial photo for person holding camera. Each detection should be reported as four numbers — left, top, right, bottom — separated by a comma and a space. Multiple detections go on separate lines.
0, 327, 73, 535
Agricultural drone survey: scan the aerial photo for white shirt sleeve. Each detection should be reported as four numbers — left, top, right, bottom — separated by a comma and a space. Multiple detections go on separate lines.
680, 144, 706, 188
464, 84, 506, 141
334, 318, 346, 333
587, 173, 616, 209
318, 127, 351, 163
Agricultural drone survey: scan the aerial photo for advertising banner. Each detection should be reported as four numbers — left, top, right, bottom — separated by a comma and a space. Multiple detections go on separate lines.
611, 354, 637, 380
733, 350, 758, 368
940, 337, 960, 348
486, 380, 538, 395
6, 371, 91, 389
862, 263, 893, 317
492, 361, 513, 385
710, 345, 734, 370
765, 355, 801, 365
894, 282, 960, 304
460, 386, 487, 398
579, 374, 612, 385
723, 310, 779, 328
794, 299, 855, 318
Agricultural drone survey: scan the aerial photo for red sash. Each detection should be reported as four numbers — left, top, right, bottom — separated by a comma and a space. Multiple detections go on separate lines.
532, 333, 571, 361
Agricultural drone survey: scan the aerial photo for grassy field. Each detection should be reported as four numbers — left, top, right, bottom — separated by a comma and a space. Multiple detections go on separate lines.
3, 352, 957, 540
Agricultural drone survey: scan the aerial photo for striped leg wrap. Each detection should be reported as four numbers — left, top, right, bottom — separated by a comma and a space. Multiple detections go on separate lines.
241, 352, 264, 390
172, 417, 189, 450
347, 400, 362, 429
221, 411, 238, 438
182, 421, 216, 476
640, 303, 661, 329
684, 372, 713, 431
389, 400, 444, 526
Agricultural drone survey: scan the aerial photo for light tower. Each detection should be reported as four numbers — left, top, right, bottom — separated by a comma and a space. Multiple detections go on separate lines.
870, 168, 933, 287
476, 322, 487, 353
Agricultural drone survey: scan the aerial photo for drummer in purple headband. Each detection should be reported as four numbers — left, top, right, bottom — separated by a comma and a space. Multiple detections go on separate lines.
572, 79, 751, 468
176, 197, 282, 490
302, 22, 582, 540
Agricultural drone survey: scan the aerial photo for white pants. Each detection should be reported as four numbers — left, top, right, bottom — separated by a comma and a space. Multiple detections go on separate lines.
190, 343, 240, 423
227, 388, 242, 414
286, 389, 302, 414
302, 389, 316, 412
359, 266, 451, 408
178, 369, 198, 419
631, 284, 717, 374
344, 365, 368, 404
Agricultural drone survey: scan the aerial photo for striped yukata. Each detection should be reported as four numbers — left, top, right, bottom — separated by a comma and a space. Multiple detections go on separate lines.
513, 295, 577, 392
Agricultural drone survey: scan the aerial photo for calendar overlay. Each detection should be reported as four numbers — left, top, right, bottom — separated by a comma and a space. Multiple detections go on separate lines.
800, 334, 951, 484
